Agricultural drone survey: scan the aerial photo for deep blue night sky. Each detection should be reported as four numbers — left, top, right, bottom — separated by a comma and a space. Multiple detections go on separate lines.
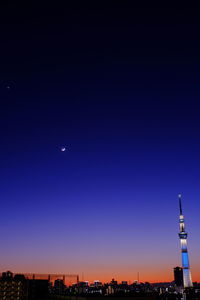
0, 3, 200, 282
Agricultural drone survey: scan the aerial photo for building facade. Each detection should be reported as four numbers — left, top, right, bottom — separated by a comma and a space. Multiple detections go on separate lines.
0, 271, 27, 300
174, 266, 183, 287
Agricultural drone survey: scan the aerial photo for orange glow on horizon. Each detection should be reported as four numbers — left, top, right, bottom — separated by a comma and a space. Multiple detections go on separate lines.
7, 270, 200, 285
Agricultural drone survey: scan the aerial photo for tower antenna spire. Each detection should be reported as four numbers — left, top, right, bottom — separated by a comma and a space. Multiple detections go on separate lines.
178, 194, 182, 215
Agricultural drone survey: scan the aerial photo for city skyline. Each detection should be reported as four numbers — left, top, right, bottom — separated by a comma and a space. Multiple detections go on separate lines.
0, 196, 198, 283
0, 4, 200, 284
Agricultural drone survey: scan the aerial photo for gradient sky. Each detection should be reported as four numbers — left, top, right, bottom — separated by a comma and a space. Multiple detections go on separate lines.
0, 4, 200, 283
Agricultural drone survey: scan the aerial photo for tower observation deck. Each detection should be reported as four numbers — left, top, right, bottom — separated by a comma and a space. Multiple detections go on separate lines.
178, 194, 193, 288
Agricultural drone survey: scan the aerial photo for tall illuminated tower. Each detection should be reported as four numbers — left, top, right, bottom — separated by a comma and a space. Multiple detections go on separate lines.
178, 194, 193, 288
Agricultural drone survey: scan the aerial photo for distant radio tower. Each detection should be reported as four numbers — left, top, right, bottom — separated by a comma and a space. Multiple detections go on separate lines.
178, 194, 193, 288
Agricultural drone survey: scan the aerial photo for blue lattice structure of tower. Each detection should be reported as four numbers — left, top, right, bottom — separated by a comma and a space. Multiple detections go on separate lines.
178, 194, 193, 288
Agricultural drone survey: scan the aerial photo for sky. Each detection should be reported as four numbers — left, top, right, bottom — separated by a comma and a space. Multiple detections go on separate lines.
0, 3, 200, 283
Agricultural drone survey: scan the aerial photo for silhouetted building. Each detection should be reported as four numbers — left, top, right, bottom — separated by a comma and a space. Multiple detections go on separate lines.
174, 266, 183, 287
110, 278, 118, 285
0, 271, 27, 300
54, 279, 66, 295
28, 279, 49, 300
1, 272, 13, 280
94, 280, 102, 287
76, 281, 89, 294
